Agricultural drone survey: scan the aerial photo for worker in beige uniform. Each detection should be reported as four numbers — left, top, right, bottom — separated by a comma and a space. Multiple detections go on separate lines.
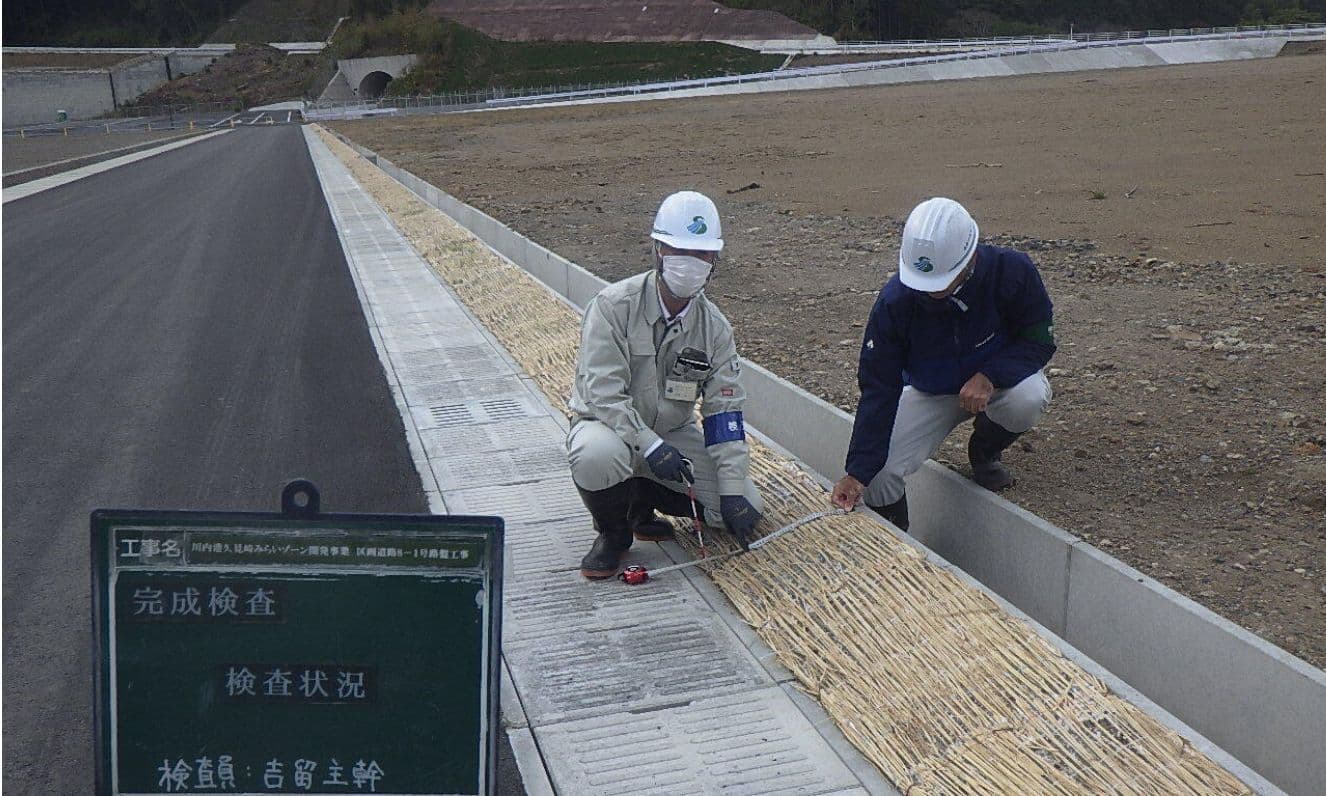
567, 191, 764, 579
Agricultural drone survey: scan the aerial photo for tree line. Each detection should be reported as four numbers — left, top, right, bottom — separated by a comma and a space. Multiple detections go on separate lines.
5, 0, 1321, 46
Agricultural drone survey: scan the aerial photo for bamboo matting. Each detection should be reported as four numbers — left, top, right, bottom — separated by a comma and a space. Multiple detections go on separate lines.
317, 127, 1251, 795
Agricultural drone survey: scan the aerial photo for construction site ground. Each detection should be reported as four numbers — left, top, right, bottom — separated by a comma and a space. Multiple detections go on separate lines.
2, 131, 195, 175
332, 51, 1326, 670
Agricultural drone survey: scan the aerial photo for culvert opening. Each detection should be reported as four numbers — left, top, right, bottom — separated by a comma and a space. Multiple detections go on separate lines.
358, 70, 393, 99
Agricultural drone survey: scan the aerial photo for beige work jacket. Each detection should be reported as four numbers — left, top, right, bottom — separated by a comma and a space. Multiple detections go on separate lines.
568, 270, 751, 495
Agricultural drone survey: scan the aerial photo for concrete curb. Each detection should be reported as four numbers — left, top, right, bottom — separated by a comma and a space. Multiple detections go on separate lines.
323, 130, 1324, 795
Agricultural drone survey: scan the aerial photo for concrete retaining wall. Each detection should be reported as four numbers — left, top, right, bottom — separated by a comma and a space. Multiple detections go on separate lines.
336, 55, 418, 99
333, 136, 1326, 794
512, 37, 1297, 113
3, 50, 222, 126
3, 69, 116, 126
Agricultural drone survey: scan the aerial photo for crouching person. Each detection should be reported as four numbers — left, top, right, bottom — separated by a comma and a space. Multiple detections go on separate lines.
832, 198, 1056, 529
568, 190, 764, 579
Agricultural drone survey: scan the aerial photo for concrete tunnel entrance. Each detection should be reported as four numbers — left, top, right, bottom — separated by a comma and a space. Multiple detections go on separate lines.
358, 70, 393, 99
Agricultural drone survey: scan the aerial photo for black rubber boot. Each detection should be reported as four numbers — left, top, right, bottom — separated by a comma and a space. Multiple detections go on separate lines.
628, 478, 674, 542
866, 493, 909, 532
577, 482, 635, 579
968, 413, 1023, 492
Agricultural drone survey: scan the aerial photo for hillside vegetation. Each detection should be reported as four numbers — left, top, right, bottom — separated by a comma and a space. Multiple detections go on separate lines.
331, 11, 784, 94
206, 0, 351, 43
4, 0, 247, 46
127, 45, 328, 109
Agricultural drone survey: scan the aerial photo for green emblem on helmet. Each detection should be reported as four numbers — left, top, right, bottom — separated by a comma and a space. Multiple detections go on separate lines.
686, 216, 707, 235
914, 256, 934, 273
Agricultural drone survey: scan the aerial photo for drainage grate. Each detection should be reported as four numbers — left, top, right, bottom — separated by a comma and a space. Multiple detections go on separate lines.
410, 393, 547, 431
428, 403, 474, 427
479, 398, 528, 421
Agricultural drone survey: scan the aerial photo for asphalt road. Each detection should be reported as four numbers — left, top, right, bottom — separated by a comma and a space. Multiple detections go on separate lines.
3, 127, 523, 793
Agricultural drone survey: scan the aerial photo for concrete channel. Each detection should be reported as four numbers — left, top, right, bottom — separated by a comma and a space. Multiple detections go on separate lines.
325, 131, 1326, 794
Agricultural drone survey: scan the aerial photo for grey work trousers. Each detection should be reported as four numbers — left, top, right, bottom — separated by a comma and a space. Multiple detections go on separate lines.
863, 371, 1052, 506
566, 419, 764, 527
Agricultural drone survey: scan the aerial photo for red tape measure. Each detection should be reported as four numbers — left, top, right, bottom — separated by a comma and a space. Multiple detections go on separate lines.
618, 565, 650, 585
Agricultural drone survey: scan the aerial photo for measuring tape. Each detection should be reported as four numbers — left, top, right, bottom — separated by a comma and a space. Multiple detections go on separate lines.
618, 508, 845, 586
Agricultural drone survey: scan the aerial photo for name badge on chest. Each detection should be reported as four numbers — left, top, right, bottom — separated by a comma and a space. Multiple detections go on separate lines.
664, 378, 699, 402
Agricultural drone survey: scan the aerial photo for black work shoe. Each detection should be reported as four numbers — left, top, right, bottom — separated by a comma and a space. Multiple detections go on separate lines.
580, 532, 633, 579
968, 413, 1022, 492
577, 482, 634, 579
866, 494, 909, 532
632, 519, 674, 542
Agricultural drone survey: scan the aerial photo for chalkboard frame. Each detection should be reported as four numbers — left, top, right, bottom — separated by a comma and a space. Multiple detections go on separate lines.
90, 482, 504, 796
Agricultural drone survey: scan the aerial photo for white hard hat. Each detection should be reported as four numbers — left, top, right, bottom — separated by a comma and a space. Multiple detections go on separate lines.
898, 197, 979, 291
650, 191, 724, 252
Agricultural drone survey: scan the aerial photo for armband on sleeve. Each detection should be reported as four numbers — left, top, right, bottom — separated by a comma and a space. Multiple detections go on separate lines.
702, 411, 745, 446
1019, 320, 1055, 345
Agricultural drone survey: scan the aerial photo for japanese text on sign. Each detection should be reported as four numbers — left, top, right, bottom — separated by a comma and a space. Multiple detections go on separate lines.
155, 755, 385, 792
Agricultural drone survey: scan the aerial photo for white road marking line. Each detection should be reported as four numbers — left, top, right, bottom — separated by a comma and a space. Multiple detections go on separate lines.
3, 130, 232, 203
209, 112, 241, 129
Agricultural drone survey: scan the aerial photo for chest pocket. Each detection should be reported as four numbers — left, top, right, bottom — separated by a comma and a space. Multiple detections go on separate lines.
664, 347, 711, 403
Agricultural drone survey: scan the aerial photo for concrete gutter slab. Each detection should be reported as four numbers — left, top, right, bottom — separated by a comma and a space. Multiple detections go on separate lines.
304, 126, 898, 795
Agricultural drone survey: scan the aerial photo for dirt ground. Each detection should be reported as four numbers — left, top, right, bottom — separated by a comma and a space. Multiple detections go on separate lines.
2, 131, 192, 175
330, 51, 1326, 667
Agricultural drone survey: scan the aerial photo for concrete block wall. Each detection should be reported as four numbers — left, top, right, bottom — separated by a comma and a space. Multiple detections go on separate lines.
3, 69, 116, 126
334, 137, 1326, 794
109, 55, 170, 107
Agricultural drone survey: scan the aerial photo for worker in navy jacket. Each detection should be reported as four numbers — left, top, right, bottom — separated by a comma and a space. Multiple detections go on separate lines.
831, 198, 1056, 530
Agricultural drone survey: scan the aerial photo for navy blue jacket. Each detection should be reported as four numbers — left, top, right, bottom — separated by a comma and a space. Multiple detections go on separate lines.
845, 244, 1056, 486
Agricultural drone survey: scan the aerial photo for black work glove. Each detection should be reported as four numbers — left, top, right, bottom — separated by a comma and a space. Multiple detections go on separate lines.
645, 442, 690, 482
720, 495, 761, 551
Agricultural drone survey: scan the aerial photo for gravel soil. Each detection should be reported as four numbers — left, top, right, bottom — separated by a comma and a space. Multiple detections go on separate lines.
329, 52, 1326, 667
2, 131, 193, 176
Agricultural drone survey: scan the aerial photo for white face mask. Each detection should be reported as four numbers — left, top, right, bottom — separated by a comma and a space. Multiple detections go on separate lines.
660, 255, 713, 299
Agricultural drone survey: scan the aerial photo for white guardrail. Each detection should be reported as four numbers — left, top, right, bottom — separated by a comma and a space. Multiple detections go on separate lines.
305, 23, 1326, 120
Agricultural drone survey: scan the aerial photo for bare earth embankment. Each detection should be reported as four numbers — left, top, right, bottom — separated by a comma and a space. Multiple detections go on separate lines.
331, 52, 1326, 666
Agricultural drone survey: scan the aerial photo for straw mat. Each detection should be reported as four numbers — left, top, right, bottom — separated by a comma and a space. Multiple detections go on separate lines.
317, 127, 1250, 795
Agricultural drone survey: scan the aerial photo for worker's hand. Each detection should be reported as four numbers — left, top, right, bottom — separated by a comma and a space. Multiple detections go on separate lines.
831, 475, 865, 511
959, 372, 995, 414
719, 495, 761, 551
645, 442, 689, 482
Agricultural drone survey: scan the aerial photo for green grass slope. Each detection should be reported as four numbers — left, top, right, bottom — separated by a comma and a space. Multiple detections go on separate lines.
332, 11, 784, 94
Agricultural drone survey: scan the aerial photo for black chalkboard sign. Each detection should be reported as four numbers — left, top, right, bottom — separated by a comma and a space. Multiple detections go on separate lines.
92, 481, 503, 795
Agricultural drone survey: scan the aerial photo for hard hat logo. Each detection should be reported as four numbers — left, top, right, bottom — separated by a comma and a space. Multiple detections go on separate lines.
651, 191, 724, 252
898, 197, 980, 292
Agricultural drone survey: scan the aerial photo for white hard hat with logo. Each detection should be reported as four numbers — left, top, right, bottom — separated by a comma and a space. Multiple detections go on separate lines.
898, 197, 979, 291
651, 191, 724, 252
